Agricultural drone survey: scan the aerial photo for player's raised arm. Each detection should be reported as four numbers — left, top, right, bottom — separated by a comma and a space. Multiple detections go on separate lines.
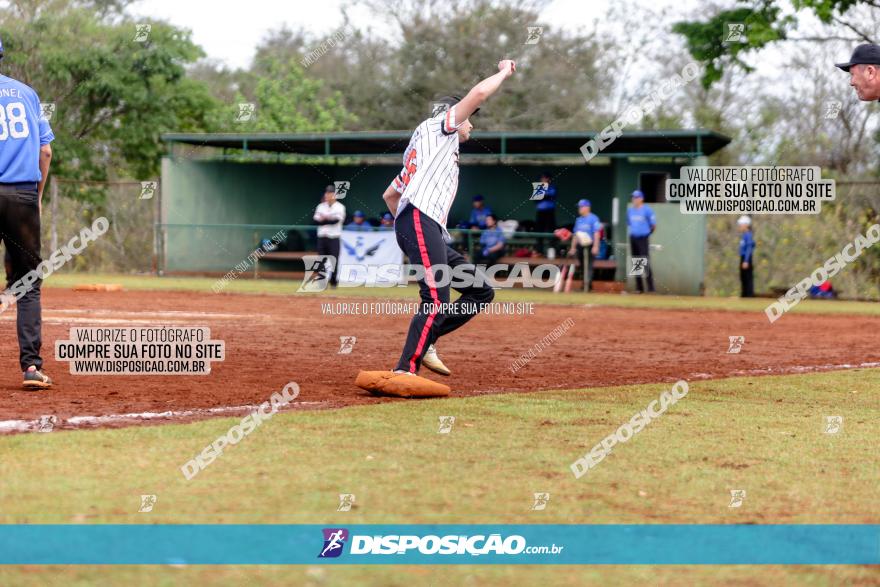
455, 60, 516, 121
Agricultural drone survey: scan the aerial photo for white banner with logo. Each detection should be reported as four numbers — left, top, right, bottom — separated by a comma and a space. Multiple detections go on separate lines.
338, 230, 403, 286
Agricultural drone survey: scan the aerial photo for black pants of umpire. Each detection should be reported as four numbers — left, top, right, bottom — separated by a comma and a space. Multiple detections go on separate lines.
394, 204, 494, 373
740, 261, 754, 298
0, 183, 44, 372
629, 235, 655, 293
316, 236, 340, 287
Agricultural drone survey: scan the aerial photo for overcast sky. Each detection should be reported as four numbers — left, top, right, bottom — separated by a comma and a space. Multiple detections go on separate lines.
130, 0, 697, 69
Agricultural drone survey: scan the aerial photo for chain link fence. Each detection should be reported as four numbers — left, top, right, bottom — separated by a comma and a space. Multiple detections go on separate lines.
705, 183, 880, 300
41, 179, 157, 274
21, 177, 880, 300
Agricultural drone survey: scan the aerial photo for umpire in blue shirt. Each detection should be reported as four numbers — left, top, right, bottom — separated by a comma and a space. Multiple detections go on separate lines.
627, 190, 656, 293
0, 37, 55, 389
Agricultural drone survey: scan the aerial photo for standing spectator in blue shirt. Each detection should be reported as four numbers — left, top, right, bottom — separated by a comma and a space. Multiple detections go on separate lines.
534, 171, 557, 253
345, 210, 373, 231
737, 216, 756, 298
477, 214, 505, 265
0, 38, 55, 389
627, 190, 656, 293
568, 199, 602, 292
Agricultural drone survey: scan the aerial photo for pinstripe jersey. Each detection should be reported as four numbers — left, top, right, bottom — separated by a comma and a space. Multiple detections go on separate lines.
390, 106, 462, 238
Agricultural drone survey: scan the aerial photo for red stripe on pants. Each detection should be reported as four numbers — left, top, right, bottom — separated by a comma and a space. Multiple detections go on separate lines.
410, 208, 441, 372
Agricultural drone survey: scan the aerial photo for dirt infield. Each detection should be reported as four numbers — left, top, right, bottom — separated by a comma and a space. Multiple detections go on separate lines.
1, 288, 879, 432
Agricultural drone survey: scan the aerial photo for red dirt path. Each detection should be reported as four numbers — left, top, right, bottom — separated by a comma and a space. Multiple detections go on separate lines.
1, 288, 879, 431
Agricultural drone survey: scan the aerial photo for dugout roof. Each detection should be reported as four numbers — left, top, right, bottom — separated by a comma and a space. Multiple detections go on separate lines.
162, 130, 731, 159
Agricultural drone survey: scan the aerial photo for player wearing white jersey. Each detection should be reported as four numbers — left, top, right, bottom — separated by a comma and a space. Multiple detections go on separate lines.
377, 59, 516, 384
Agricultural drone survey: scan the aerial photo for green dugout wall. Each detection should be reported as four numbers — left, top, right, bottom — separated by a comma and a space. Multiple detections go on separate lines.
160, 131, 729, 294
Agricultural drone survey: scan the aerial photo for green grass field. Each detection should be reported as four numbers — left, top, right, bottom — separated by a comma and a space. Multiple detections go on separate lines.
3, 273, 877, 584
1, 369, 878, 585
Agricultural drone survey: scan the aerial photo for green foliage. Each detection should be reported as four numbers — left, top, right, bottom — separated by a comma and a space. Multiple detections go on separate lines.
792, 0, 864, 24
209, 57, 355, 133
0, 4, 217, 183
672, 2, 792, 88
705, 199, 880, 300
243, 0, 614, 131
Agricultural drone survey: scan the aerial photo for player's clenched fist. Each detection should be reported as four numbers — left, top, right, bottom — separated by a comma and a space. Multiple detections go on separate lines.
498, 59, 516, 76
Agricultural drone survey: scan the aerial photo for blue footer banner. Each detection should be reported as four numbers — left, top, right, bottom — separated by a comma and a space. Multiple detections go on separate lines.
0, 525, 878, 565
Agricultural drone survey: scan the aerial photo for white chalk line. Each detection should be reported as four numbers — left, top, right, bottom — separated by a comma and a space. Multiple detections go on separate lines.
0, 401, 327, 434
1, 317, 204, 326
0, 309, 258, 325
49, 309, 255, 319
688, 360, 880, 380
2, 361, 878, 434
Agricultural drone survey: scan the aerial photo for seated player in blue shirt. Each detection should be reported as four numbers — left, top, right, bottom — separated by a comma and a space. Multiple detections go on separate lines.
477, 214, 505, 265
345, 210, 373, 231
737, 215, 756, 298
378, 212, 394, 231
467, 194, 493, 229
568, 199, 602, 291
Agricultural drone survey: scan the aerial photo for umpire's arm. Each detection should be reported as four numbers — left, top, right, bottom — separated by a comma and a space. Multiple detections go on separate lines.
37, 143, 52, 212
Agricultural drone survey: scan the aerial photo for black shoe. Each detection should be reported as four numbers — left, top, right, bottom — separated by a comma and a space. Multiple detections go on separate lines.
22, 366, 52, 390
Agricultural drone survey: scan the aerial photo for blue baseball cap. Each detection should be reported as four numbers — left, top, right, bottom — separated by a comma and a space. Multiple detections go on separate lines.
354, 210, 365, 218
631, 190, 644, 199
382, 212, 393, 221
472, 194, 484, 202
577, 199, 591, 208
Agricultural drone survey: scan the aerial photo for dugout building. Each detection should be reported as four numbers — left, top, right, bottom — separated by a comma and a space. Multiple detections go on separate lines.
158, 130, 730, 295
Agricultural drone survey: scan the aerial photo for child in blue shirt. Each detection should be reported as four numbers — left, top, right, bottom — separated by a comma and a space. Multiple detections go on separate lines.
737, 216, 756, 298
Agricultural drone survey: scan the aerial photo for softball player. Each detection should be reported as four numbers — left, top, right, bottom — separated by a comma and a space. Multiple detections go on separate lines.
0, 36, 55, 389
381, 59, 516, 380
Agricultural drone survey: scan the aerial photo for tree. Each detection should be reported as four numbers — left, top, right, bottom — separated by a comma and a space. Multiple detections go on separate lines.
217, 57, 356, 133
249, 0, 616, 131
672, 0, 880, 88
0, 0, 217, 183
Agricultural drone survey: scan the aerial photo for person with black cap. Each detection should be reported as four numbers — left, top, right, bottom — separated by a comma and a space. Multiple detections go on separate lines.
0, 34, 55, 389
313, 184, 346, 287
836, 43, 880, 101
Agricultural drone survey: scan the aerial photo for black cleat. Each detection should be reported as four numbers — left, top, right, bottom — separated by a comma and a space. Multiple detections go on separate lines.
22, 366, 52, 390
